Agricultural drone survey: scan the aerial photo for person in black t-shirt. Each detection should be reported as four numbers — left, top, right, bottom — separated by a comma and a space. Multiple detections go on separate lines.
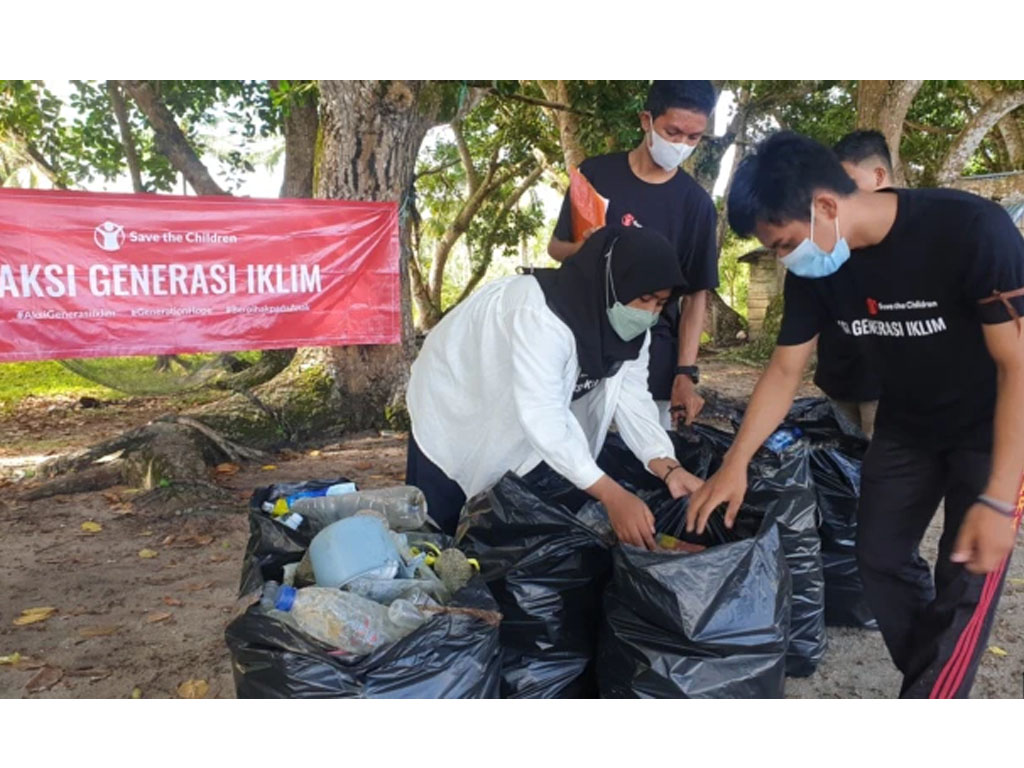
688, 131, 1024, 699
547, 81, 719, 430
810, 130, 894, 437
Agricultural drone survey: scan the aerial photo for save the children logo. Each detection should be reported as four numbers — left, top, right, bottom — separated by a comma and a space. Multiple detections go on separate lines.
621, 213, 642, 228
94, 221, 126, 252
866, 297, 879, 316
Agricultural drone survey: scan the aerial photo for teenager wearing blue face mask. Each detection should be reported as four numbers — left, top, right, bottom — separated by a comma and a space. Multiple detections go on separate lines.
688, 131, 1024, 698
547, 81, 719, 432
406, 226, 703, 548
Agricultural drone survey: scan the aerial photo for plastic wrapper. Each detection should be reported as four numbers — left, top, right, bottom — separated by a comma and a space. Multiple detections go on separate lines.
225, 481, 501, 698
568, 167, 608, 243
457, 469, 612, 698
598, 497, 791, 698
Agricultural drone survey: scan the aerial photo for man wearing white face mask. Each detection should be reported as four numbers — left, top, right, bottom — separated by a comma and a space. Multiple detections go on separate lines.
548, 81, 719, 432
689, 131, 1024, 698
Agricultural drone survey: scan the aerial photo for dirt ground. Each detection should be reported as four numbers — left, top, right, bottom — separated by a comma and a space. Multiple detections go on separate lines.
1, 357, 1021, 699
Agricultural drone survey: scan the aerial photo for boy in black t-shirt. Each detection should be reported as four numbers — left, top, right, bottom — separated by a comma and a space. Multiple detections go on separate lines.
811, 130, 892, 437
547, 81, 719, 430
688, 131, 1024, 698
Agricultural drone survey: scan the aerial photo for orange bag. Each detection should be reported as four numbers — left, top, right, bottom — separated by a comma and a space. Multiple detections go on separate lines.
569, 167, 608, 243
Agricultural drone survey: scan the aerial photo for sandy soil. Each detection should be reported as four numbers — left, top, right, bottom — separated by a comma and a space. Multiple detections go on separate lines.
1, 358, 1021, 698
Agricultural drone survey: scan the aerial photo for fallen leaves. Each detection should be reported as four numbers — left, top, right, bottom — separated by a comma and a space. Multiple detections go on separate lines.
0, 652, 22, 665
177, 679, 209, 699
13, 606, 57, 626
1008, 578, 1024, 587
80, 521, 103, 534
353, 461, 373, 471
162, 596, 183, 607
215, 462, 240, 475
131, 687, 142, 699
146, 612, 173, 624
25, 666, 64, 693
138, 548, 159, 559
988, 645, 1009, 657
260, 464, 278, 472
308, 450, 322, 458
79, 625, 120, 638
185, 581, 214, 592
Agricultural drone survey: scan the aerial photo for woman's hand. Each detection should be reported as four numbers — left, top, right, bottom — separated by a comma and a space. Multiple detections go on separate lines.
605, 487, 657, 550
665, 466, 703, 498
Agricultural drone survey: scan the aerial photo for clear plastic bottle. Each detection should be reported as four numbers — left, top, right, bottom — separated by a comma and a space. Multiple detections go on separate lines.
289, 486, 429, 531
273, 585, 420, 654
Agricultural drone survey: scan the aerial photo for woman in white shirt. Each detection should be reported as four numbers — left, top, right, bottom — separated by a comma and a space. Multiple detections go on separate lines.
406, 226, 703, 548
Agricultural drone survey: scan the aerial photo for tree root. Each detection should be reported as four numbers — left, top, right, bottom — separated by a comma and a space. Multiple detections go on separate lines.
22, 415, 268, 509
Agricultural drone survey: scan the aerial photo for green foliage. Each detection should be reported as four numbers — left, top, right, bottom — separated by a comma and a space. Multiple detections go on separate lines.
0, 80, 281, 192
718, 228, 758, 317
734, 292, 785, 365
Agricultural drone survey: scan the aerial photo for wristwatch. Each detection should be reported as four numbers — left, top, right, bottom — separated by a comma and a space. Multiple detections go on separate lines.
675, 365, 699, 384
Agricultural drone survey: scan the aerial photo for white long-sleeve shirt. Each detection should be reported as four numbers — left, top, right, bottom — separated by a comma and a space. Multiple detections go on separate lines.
406, 275, 675, 499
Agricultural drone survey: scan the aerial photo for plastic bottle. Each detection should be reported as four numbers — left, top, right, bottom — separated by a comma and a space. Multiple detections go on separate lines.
764, 427, 803, 454
309, 516, 401, 588
273, 585, 417, 654
260, 581, 281, 612
289, 486, 429, 531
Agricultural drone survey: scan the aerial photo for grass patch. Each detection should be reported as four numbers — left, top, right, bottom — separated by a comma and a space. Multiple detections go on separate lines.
0, 360, 119, 406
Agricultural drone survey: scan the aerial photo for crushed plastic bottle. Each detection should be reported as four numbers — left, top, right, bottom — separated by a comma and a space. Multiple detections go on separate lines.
289, 486, 429, 531
272, 585, 421, 655
764, 427, 803, 454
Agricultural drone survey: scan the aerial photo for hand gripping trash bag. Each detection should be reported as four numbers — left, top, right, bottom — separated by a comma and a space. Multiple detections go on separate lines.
598, 499, 791, 699
457, 469, 613, 698
224, 481, 502, 698
596, 424, 733, 492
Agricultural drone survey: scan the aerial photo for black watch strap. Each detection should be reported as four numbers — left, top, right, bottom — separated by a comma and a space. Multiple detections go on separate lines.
675, 365, 699, 384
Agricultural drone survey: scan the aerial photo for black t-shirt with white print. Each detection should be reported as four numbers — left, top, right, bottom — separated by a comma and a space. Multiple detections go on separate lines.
554, 152, 719, 400
777, 187, 1024, 450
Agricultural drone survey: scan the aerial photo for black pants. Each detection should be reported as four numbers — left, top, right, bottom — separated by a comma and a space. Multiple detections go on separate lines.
856, 435, 1020, 698
405, 434, 466, 535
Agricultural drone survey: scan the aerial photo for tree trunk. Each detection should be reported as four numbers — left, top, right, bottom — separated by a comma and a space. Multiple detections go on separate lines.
537, 80, 585, 169
311, 80, 457, 430
273, 82, 319, 199
937, 88, 1024, 185
856, 80, 923, 187
119, 80, 228, 196
107, 81, 144, 193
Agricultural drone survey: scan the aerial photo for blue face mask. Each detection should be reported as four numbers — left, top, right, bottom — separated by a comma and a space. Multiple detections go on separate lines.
605, 241, 660, 341
780, 204, 850, 279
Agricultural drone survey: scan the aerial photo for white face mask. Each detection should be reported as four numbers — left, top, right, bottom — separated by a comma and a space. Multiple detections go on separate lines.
647, 124, 696, 171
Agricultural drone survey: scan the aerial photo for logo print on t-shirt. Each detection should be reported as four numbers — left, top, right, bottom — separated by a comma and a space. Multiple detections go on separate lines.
621, 213, 641, 228
866, 298, 879, 316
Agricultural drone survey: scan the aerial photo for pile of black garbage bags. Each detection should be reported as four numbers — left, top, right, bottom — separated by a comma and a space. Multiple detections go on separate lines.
225, 398, 874, 698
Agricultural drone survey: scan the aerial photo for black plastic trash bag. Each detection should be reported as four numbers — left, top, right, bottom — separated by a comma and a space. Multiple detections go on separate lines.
598, 428, 826, 677
457, 469, 612, 698
779, 399, 877, 630
598, 499, 791, 698
749, 442, 827, 677
225, 481, 502, 698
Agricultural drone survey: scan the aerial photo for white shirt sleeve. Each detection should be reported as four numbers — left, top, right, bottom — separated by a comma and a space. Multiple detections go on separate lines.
507, 305, 605, 491
613, 334, 676, 473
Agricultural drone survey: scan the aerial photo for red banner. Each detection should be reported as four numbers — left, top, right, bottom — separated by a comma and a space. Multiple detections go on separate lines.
0, 188, 400, 362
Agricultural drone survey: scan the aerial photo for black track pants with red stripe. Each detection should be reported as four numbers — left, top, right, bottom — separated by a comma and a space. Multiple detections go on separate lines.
856, 435, 1021, 698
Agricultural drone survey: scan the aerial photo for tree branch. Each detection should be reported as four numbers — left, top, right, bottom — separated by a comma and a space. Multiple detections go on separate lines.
453, 163, 544, 307
937, 88, 1024, 185
414, 158, 461, 180
106, 81, 144, 193
465, 82, 596, 117
22, 142, 68, 189
451, 120, 479, 194
119, 80, 227, 196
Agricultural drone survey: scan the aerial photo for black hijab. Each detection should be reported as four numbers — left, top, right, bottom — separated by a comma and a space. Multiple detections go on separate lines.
532, 226, 685, 380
